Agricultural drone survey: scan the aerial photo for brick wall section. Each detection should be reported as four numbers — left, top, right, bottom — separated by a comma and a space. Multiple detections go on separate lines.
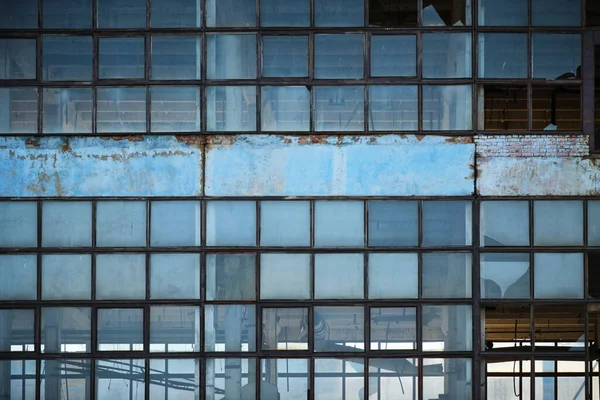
475, 134, 590, 158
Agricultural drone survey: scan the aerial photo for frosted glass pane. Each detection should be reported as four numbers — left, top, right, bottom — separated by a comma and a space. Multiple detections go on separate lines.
370, 308, 416, 350
481, 253, 530, 299
96, 201, 147, 247
150, 254, 200, 299
368, 253, 418, 299
534, 253, 583, 299
206, 34, 257, 79
588, 201, 600, 245
368, 201, 418, 246
41, 307, 91, 353
0, 255, 37, 300
0, 202, 37, 247
314, 254, 364, 299
260, 201, 310, 246
314, 201, 364, 247
206, 201, 256, 246
260, 254, 310, 299
150, 306, 200, 352
422, 33, 472, 78
480, 201, 529, 246
151, 201, 201, 246
206, 254, 255, 301
97, 309, 143, 351
534, 201, 583, 246
95, 254, 146, 300
0, 309, 34, 351
422, 305, 472, 351
204, 305, 256, 351
314, 0, 364, 27
422, 253, 472, 298
422, 201, 472, 246
96, 360, 145, 398
149, 359, 200, 399
42, 255, 91, 300
42, 201, 92, 247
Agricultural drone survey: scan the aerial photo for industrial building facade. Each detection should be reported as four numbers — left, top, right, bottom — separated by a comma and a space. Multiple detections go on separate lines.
1, 0, 600, 399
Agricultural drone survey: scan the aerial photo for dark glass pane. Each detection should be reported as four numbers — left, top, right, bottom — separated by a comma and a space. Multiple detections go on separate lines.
41, 307, 91, 353
0, 0, 38, 29
261, 0, 309, 27
261, 86, 310, 132
260, 201, 310, 246
0, 255, 37, 300
0, 309, 34, 352
422, 33, 472, 78
262, 36, 308, 77
97, 308, 144, 351
532, 86, 581, 131
151, 0, 201, 28
315, 86, 364, 131
206, 254, 255, 300
96, 360, 145, 399
206, 86, 257, 132
479, 86, 528, 131
42, 36, 93, 81
314, 307, 364, 352
369, 0, 417, 27
422, 253, 472, 298
150, 254, 200, 299
42, 88, 93, 134
207, 34, 257, 79
43, 0, 92, 28
422, 85, 472, 131
95, 254, 146, 300
532, 0, 580, 26
370, 35, 416, 77
150, 306, 200, 352
532, 34, 581, 80
204, 305, 256, 351
151, 86, 201, 133
369, 86, 418, 131
315, 34, 364, 79
478, 34, 527, 78
41, 255, 91, 300
0, 39, 36, 80
151, 35, 201, 80
589, 1, 600, 26
480, 201, 529, 246
97, 88, 147, 133
42, 201, 92, 247
0, 202, 37, 247
41, 360, 91, 400
0, 88, 38, 134
422, 201, 472, 246
478, 0, 528, 26
481, 253, 530, 299
97, 0, 146, 28
99, 37, 145, 79
368, 200, 418, 246
423, 0, 471, 26
314, 0, 363, 27
206, 0, 256, 27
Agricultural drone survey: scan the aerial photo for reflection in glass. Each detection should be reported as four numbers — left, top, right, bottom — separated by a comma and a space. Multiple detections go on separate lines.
423, 305, 472, 351
534, 201, 583, 246
96, 359, 145, 400
422, 201, 472, 246
205, 358, 256, 400
478, 34, 527, 78
96, 201, 147, 247
40, 359, 90, 400
151, 201, 201, 246
99, 37, 145, 79
532, 34, 581, 80
422, 33, 472, 78
206, 254, 255, 300
532, 0, 580, 26
262, 86, 310, 131
371, 308, 416, 350
42, 255, 91, 300
314, 0, 364, 27
315, 34, 364, 79
314, 358, 364, 400
149, 359, 200, 399
423, 358, 472, 400
422, 253, 472, 298
42, 201, 91, 247
480, 201, 529, 246
0, 202, 37, 247
95, 254, 146, 300
423, 0, 471, 26
206, 86, 257, 131
97, 87, 147, 133
151, 86, 200, 133
369, 358, 419, 399
314, 201, 364, 247
260, 254, 311, 300
206, 201, 256, 246
0, 0, 38, 29
206, 0, 256, 27
204, 305, 256, 351
97, 309, 144, 351
422, 85, 472, 130
534, 253, 583, 299
261, 0, 310, 27
44, 0, 91, 28
42, 36, 93, 81
207, 34, 256, 79
314, 307, 364, 352
150, 306, 200, 352
532, 86, 581, 131
370, 35, 416, 77
262, 36, 308, 77
369, 86, 418, 131
261, 358, 309, 399
151, 36, 201, 80
368, 253, 418, 299
0, 255, 37, 300
97, 0, 146, 28
0, 39, 36, 79
150, 254, 200, 299
478, 0, 528, 26
262, 308, 308, 350
0, 309, 34, 352
315, 86, 364, 131
369, 0, 417, 27
481, 253, 530, 299
589, 201, 600, 245
42, 307, 91, 353
315, 254, 364, 299
42, 88, 93, 134
260, 201, 310, 246
151, 0, 201, 28
368, 201, 418, 246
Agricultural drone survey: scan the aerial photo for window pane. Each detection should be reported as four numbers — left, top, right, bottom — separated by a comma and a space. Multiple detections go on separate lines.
422, 253, 472, 298
261, 0, 309, 27
204, 305, 256, 351
0, 309, 34, 352
314, 0, 364, 27
97, 87, 146, 133
368, 253, 418, 299
0, 39, 36, 80
532, 0, 580, 26
368, 201, 417, 246
97, 0, 146, 28
589, 201, 600, 245
315, 34, 364, 79
42, 307, 91, 353
97, 309, 143, 351
532, 85, 581, 131
532, 34, 581, 80
205, 358, 256, 399
370, 35, 416, 77
315, 86, 365, 131
151, 0, 201, 28
261, 359, 309, 399
150, 306, 200, 352
43, 36, 92, 81
422, 85, 472, 130
315, 254, 364, 299
314, 358, 364, 400
42, 201, 92, 246
42, 88, 93, 134
423, 0, 471, 26
149, 359, 200, 399
369, 0, 417, 27
151, 36, 201, 80
478, 0, 528, 26
0, 0, 38, 29
96, 360, 145, 399
41, 360, 91, 400
43, 0, 92, 28
480, 201, 529, 246
534, 201, 583, 245
150, 86, 200, 133
423, 33, 472, 78
481, 253, 530, 299
150, 254, 200, 299
423, 201, 472, 246
151, 201, 201, 246
261, 86, 310, 131
0, 360, 35, 399
368, 86, 418, 131
534, 253, 583, 299
369, 358, 418, 399
479, 85, 528, 131
371, 308, 416, 350
314, 307, 364, 352
206, 0, 256, 27
0, 202, 37, 247
423, 359, 472, 399
41, 255, 91, 300
314, 201, 364, 247
95, 254, 146, 300
0, 88, 38, 134
207, 34, 256, 79
260, 254, 310, 300
422, 305, 472, 351
206, 254, 255, 300
0, 255, 37, 300
478, 34, 527, 78
99, 37, 144, 79
96, 201, 147, 247
262, 36, 308, 77
206, 201, 256, 246
260, 201, 310, 246
206, 86, 257, 131
262, 308, 308, 350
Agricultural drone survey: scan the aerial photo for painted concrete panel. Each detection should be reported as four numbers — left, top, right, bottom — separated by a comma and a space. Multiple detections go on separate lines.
205, 135, 475, 197
0, 136, 202, 197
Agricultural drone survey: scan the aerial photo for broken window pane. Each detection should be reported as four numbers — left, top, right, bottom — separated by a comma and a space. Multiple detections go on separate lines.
589, 253, 600, 299
534, 201, 583, 246
369, 0, 417, 27
261, 86, 310, 132
532, 34, 581, 80
261, 0, 309, 27
531, 85, 581, 131
96, 87, 147, 133
534, 253, 583, 299
314, 254, 364, 299
206, 86, 257, 132
422, 33, 472, 78
0, 309, 34, 352
532, 0, 581, 27
478, 0, 528, 26
481, 253, 530, 299
262, 36, 308, 77
478, 86, 528, 131
422, 85, 472, 130
370, 35, 417, 77
588, 0, 600, 26
0, 39, 36, 80
369, 86, 418, 131
315, 34, 364, 79
480, 201, 529, 246
205, 0, 256, 27
534, 305, 585, 350
368, 253, 418, 299
423, 0, 471, 27
314, 0, 364, 27
478, 34, 527, 78
314, 86, 364, 131
42, 88, 93, 134
422, 252, 472, 298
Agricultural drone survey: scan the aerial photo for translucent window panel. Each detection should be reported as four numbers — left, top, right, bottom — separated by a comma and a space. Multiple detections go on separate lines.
96, 201, 147, 247
151, 36, 201, 80
532, 85, 581, 131
206, 254, 255, 301
422, 305, 472, 351
369, 0, 418, 27
589, 201, 600, 245
534, 201, 583, 246
423, 359, 472, 400
261, 0, 309, 27
0, 87, 38, 134
97, 87, 147, 133
534, 253, 583, 299
41, 255, 91, 300
0, 0, 38, 29
205, 358, 256, 400
99, 37, 145, 79
314, 201, 364, 247
262, 308, 308, 350
150, 306, 200, 352
0, 360, 36, 399
261, 86, 310, 132
369, 358, 418, 399
0, 39, 36, 79
314, 307, 365, 352
97, 309, 144, 351
478, 34, 527, 79
42, 201, 92, 247
422, 201, 472, 246
368, 253, 418, 299
95, 254, 146, 300
96, 359, 145, 399
261, 359, 309, 400
368, 86, 418, 131
260, 201, 310, 246
206, 0, 256, 27
204, 305, 256, 351
422, 85, 472, 130
422, 33, 472, 78
151, 201, 201, 246
149, 359, 200, 399
0, 202, 37, 247
260, 254, 310, 300
370, 35, 416, 77
371, 308, 416, 350
97, 0, 146, 28
315, 86, 364, 131
314, 254, 364, 299
42, 88, 93, 134
478, 0, 528, 26
368, 201, 417, 246
151, 86, 201, 133
41, 307, 91, 353
206, 201, 256, 246
480, 201, 529, 246
262, 36, 309, 77
207, 34, 256, 79
42, 36, 92, 81
151, 0, 201, 28
315, 34, 364, 79
423, 0, 471, 26
314, 0, 364, 27
0, 255, 37, 300
43, 0, 92, 28
0, 310, 34, 352
422, 253, 472, 298
314, 358, 364, 400
150, 254, 200, 299
40, 359, 90, 400
481, 253, 530, 299
532, 34, 581, 80
206, 86, 257, 132
532, 0, 580, 26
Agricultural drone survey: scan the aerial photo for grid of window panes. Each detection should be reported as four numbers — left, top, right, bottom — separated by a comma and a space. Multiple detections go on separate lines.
0, 0, 590, 134
2, 198, 600, 399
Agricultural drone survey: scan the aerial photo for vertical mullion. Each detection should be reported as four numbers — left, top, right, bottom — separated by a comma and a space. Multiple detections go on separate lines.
472, 199, 481, 400
256, 34, 262, 133
36, 36, 43, 135
201, 31, 207, 135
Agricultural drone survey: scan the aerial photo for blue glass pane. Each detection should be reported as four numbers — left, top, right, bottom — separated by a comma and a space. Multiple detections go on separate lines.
422, 85, 472, 131
150, 307, 200, 352
0, 88, 38, 134
261, 0, 309, 27
41, 308, 91, 353
42, 36, 93, 81
151, 36, 201, 80
151, 201, 201, 246
95, 254, 146, 300
0, 360, 35, 399
206, 254, 255, 300
96, 201, 147, 246
315, 86, 364, 132
42, 88, 93, 134
314, 201, 364, 247
260, 254, 311, 299
149, 359, 200, 399
97, 0, 146, 28
206, 201, 256, 246
99, 37, 145, 79
0, 0, 38, 29
207, 34, 257, 79
314, 0, 364, 27
478, 34, 527, 78
315, 34, 364, 79
368, 253, 418, 299
96, 360, 145, 398
97, 309, 144, 351
368, 201, 418, 246
422, 33, 472, 78
534, 253, 583, 299
423, 0, 471, 26
370, 35, 416, 77
97, 88, 146, 133
204, 305, 256, 351
422, 252, 472, 298
262, 86, 310, 132
43, 0, 92, 28
532, 0, 580, 26
42, 201, 92, 246
369, 86, 418, 131
0, 255, 37, 300
150, 254, 200, 299
262, 36, 308, 77
0, 39, 36, 80
206, 86, 257, 132
42, 255, 91, 300
532, 34, 581, 80
0, 310, 34, 351
41, 360, 91, 399
314, 254, 364, 299
260, 201, 310, 246
0, 202, 37, 247
151, 0, 201, 28
314, 308, 364, 352
422, 201, 472, 245
206, 0, 256, 27
478, 0, 528, 26
151, 86, 200, 133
